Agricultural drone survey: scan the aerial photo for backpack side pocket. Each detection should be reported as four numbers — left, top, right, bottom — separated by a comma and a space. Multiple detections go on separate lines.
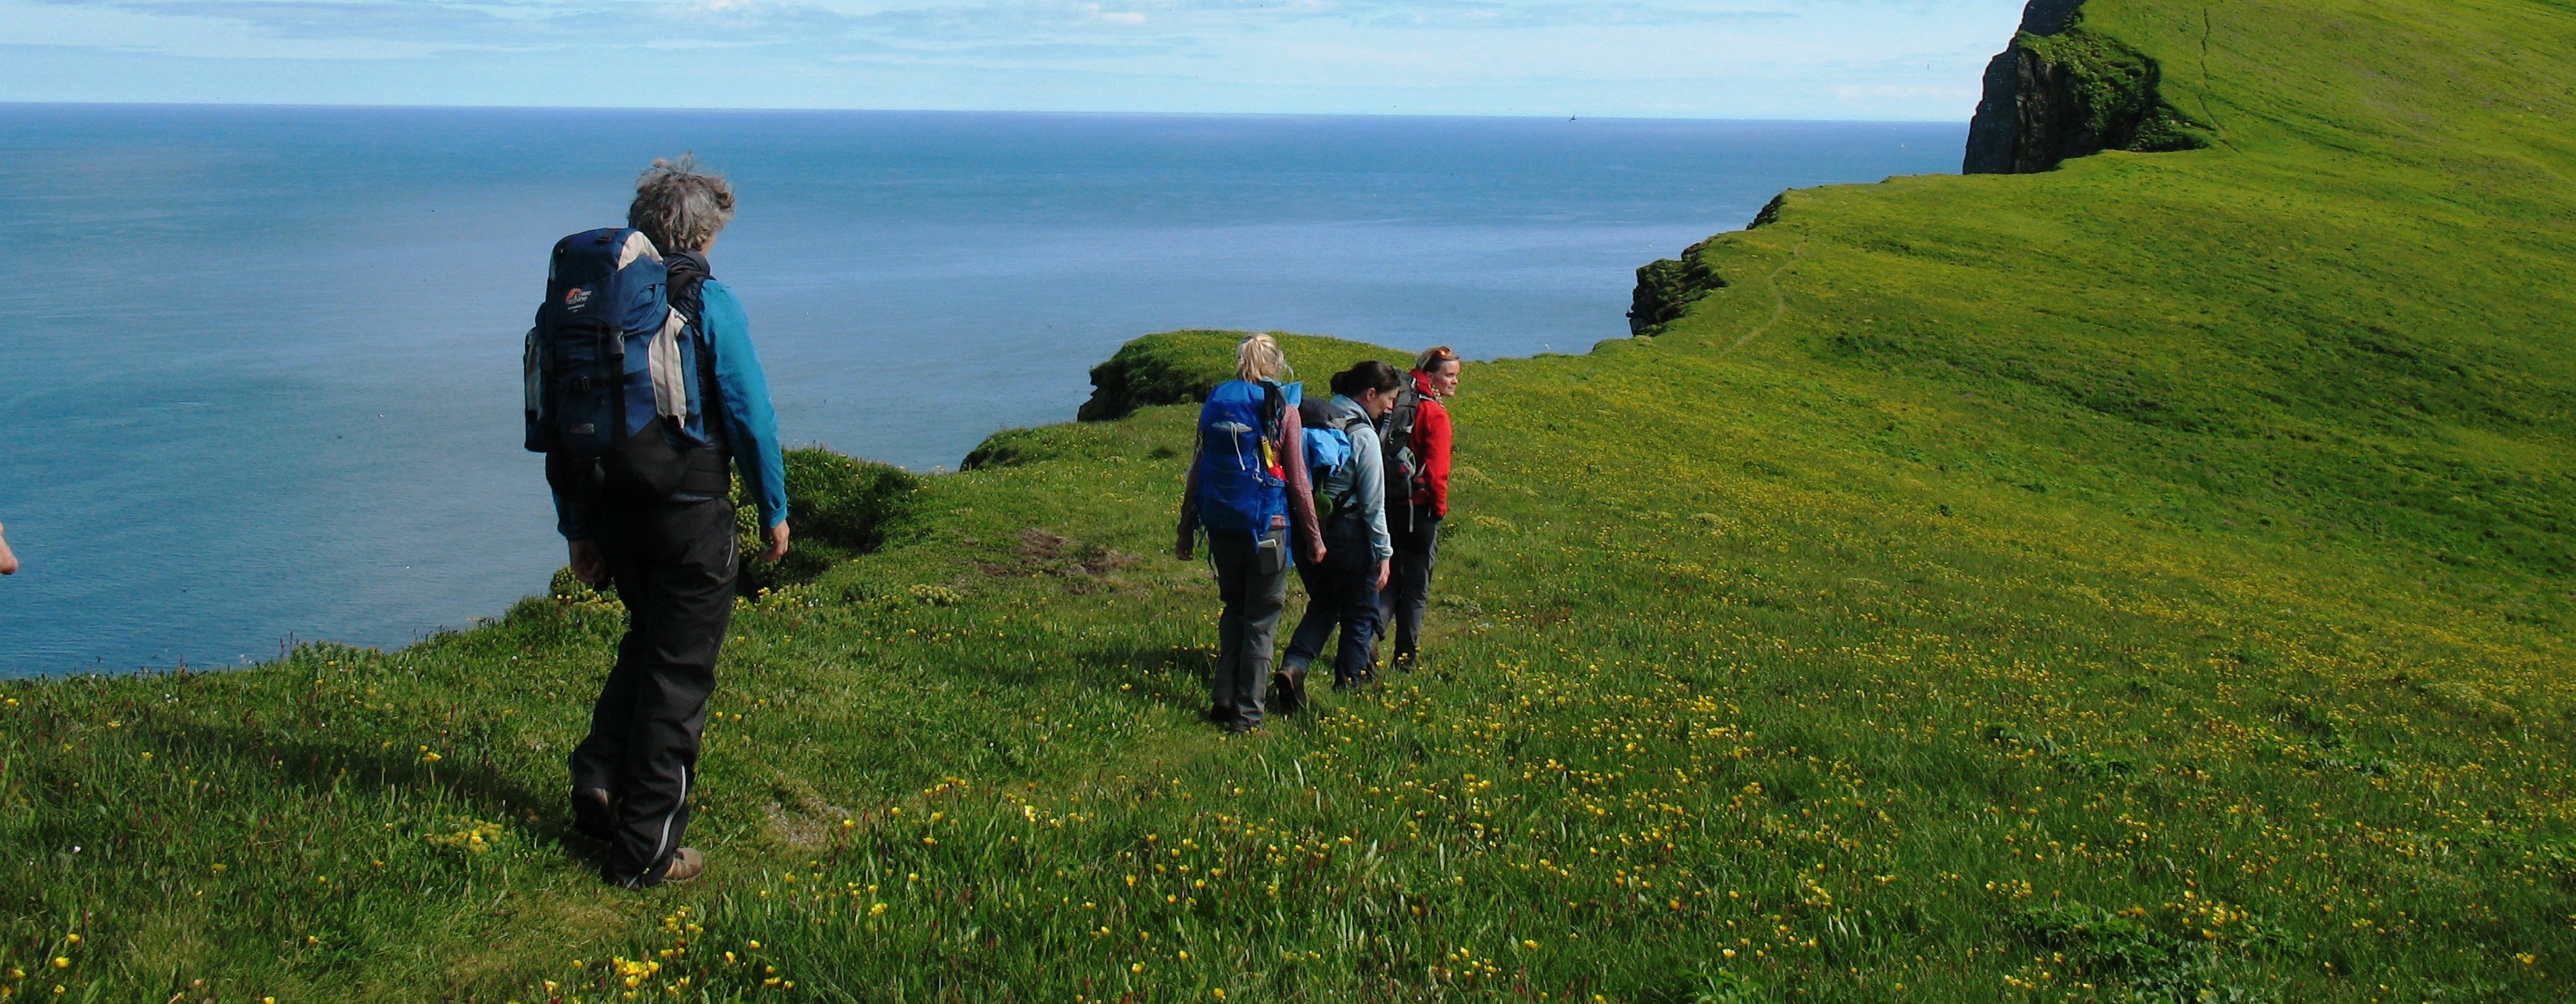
523, 326, 555, 452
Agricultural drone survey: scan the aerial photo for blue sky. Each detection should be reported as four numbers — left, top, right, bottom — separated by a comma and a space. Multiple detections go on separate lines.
2, 0, 2026, 119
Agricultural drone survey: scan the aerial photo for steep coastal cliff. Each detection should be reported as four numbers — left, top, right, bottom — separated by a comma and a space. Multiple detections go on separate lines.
1962, 0, 2203, 173
1629, 0, 2206, 334
1624, 195, 1779, 337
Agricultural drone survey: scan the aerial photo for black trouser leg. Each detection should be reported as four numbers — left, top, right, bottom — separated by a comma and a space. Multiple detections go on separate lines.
1291, 533, 1379, 687
1381, 514, 1439, 661
569, 637, 647, 793
567, 497, 736, 886
1331, 550, 1384, 686
1283, 552, 1335, 670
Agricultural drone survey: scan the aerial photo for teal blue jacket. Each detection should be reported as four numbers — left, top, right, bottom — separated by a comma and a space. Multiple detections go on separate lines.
553, 278, 788, 539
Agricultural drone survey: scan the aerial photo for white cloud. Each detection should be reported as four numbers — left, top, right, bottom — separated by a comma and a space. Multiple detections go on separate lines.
3, 0, 446, 58
0, 0, 2030, 117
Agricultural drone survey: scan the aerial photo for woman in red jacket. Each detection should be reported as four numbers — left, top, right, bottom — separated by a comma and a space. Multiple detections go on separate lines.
1382, 345, 1459, 668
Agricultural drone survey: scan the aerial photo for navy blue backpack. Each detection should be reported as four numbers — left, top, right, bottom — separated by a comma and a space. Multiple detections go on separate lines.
524, 228, 729, 503
1194, 379, 1301, 538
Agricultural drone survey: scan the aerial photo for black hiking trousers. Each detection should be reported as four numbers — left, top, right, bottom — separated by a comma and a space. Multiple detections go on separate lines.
569, 496, 737, 886
1380, 508, 1440, 663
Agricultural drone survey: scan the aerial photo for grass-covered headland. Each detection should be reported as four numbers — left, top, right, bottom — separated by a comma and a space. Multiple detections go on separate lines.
8, 0, 2575, 999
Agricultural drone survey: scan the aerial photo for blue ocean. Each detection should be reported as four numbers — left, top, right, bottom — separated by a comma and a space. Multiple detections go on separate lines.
0, 105, 1961, 676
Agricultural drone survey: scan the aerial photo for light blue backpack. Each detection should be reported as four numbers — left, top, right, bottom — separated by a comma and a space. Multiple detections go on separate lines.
1298, 400, 1368, 524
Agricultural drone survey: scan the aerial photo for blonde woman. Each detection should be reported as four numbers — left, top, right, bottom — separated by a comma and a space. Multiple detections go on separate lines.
1176, 335, 1324, 733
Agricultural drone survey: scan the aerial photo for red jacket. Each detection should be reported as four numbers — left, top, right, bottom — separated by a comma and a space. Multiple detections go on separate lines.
1404, 369, 1453, 518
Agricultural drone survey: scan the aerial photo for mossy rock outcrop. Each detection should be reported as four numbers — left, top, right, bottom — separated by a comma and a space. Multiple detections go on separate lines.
1071, 329, 1415, 422
1964, 0, 2206, 173
1626, 195, 1785, 337
733, 448, 918, 594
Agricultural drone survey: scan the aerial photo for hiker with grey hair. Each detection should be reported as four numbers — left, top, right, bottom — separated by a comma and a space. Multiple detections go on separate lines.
547, 156, 790, 887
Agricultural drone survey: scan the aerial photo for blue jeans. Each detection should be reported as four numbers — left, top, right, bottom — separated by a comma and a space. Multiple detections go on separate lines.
1284, 532, 1383, 687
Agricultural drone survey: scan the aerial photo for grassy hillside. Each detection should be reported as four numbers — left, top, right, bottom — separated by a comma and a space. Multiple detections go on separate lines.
7, 0, 2575, 1000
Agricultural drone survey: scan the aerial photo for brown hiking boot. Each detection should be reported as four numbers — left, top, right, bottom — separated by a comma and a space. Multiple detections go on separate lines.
1271, 665, 1307, 715
659, 847, 706, 884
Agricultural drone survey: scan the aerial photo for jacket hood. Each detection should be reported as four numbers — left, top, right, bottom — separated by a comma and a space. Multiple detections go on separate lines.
1323, 394, 1371, 424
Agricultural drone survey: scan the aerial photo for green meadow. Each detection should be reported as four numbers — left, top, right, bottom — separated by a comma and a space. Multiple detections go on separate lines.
6, 0, 2574, 999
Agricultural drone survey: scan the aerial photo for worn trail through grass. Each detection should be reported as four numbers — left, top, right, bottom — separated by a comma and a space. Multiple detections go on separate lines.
1728, 235, 1808, 353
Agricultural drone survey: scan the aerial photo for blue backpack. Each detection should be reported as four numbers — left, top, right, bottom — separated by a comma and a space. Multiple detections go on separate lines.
523, 228, 729, 501
1298, 400, 1368, 524
1193, 379, 1300, 537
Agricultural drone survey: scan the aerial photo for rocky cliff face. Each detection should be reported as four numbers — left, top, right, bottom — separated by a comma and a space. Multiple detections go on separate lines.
1963, 0, 2202, 174
1626, 253, 1726, 337
1626, 196, 1782, 337
1628, 2, 2204, 337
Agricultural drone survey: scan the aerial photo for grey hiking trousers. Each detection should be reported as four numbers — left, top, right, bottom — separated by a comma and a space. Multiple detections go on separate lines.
1207, 528, 1289, 731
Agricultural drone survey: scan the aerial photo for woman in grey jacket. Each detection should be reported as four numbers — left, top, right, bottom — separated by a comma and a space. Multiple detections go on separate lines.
1276, 360, 1403, 703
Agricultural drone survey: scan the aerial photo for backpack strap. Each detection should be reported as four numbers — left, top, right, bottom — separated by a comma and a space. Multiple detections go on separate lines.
645, 309, 691, 424
663, 252, 723, 446
1385, 385, 1420, 443
1340, 412, 1373, 509
1260, 380, 1286, 443
1382, 384, 1423, 532
661, 250, 733, 496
